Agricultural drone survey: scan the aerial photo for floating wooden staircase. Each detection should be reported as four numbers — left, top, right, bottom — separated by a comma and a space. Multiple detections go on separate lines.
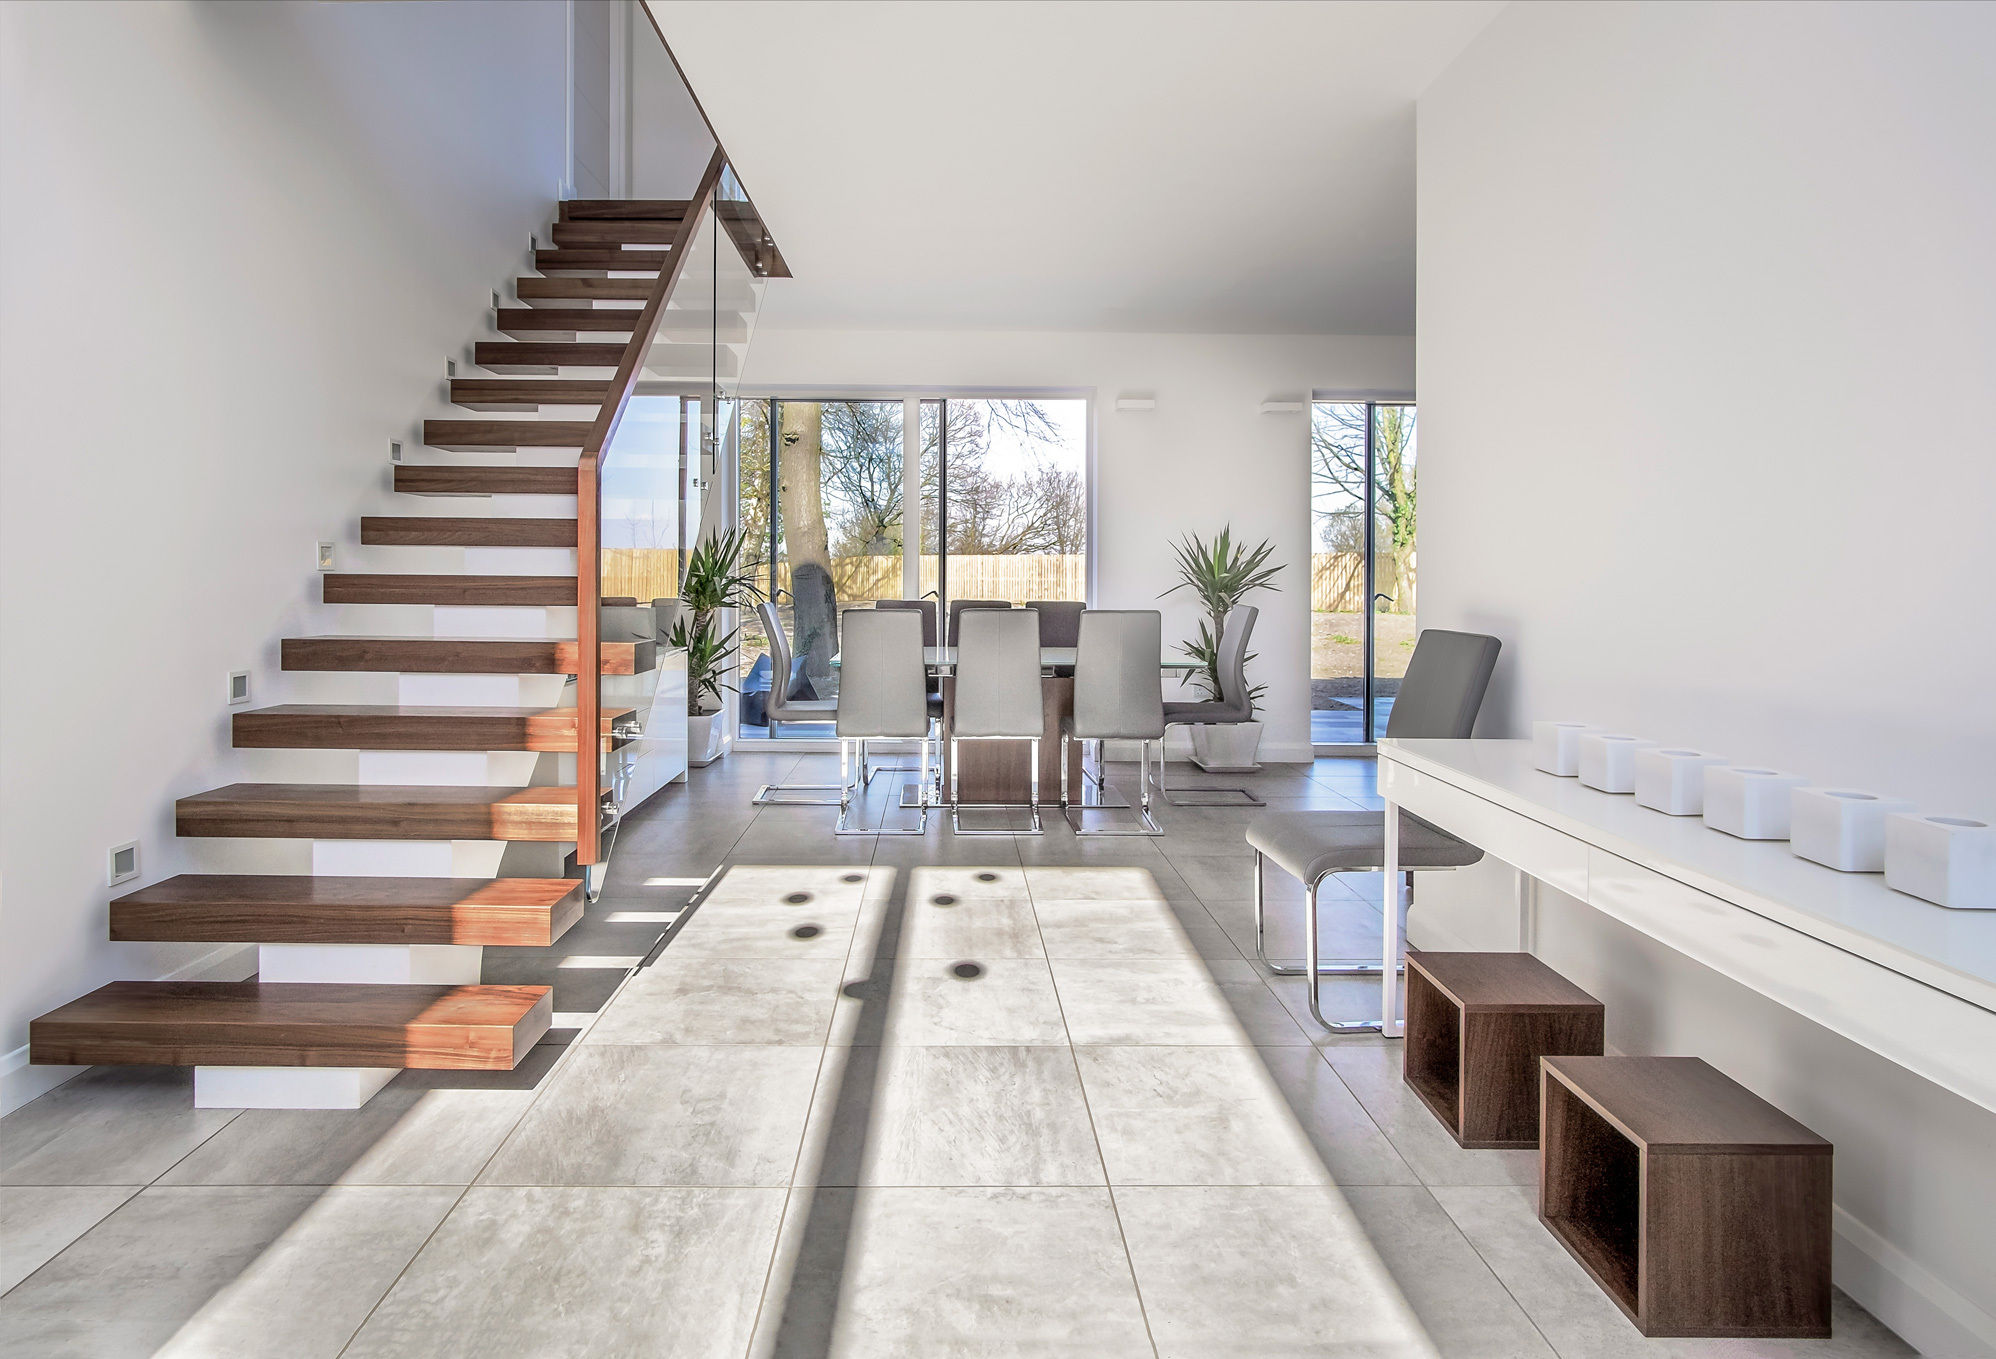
28, 195, 701, 1099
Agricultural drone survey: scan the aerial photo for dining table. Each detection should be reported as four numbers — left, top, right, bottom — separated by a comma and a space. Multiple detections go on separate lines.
831, 646, 1205, 806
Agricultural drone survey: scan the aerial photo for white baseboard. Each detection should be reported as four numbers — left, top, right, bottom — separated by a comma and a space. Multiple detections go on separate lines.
1, 943, 257, 1117
1835, 1205, 1996, 1358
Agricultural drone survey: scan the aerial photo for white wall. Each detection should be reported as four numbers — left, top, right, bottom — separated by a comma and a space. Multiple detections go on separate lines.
1416, 4, 1996, 1353
629, 6, 715, 199
0, 0, 568, 1111
736, 325, 1415, 757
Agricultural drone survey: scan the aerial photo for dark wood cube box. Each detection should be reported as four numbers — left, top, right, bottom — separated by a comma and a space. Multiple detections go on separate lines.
1539, 1055, 1832, 1338
1402, 950, 1604, 1148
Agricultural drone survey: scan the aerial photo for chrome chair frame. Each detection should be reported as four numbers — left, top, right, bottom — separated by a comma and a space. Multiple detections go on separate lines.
1252, 851, 1419, 1031
750, 600, 843, 806
837, 730, 935, 836
948, 735, 1043, 836
1061, 737, 1164, 835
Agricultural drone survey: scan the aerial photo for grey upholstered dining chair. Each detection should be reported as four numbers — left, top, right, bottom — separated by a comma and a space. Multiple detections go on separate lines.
949, 607, 1044, 835
1244, 628, 1502, 1031
873, 597, 937, 647
946, 598, 1010, 647
750, 600, 844, 806
1029, 599, 1085, 678
1061, 610, 1167, 836
1161, 604, 1261, 805
833, 608, 933, 835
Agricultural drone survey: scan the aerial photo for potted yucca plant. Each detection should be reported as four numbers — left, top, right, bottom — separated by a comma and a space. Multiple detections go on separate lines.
1161, 525, 1282, 770
667, 527, 763, 766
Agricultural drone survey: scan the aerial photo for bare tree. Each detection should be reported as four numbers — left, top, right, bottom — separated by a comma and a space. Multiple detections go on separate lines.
1311, 402, 1416, 612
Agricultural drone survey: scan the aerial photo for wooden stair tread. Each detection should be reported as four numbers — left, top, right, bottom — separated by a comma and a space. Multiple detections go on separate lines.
111, 874, 585, 946
323, 574, 576, 606
30, 981, 552, 1070
448, 378, 608, 409
475, 341, 632, 371
515, 278, 657, 304
549, 220, 682, 247
177, 783, 605, 842
495, 308, 641, 336
534, 247, 667, 273
394, 464, 578, 496
232, 704, 634, 753
281, 636, 653, 675
421, 419, 594, 450
361, 516, 577, 548
559, 199, 689, 221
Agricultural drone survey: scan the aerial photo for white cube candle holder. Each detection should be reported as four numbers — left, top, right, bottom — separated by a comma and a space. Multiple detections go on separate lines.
1577, 733, 1648, 793
1634, 748, 1728, 816
1533, 722, 1595, 777
1790, 788, 1916, 872
1885, 814, 1996, 909
1703, 766, 1810, 840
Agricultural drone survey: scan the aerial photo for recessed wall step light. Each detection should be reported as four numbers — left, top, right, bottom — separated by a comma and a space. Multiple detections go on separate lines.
1114, 394, 1155, 413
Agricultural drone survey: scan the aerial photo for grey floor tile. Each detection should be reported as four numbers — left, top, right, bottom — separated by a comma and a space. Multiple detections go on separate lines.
344, 1186, 785, 1359
749, 1186, 1152, 1358
834, 956, 1070, 1047
662, 900, 859, 960
0, 1185, 455, 1359
1320, 1044, 1539, 1187
894, 863, 1033, 900
0, 1185, 140, 1293
1114, 1184, 1438, 1358
799, 1045, 1103, 1187
1342, 1185, 1557, 1359
1260, 1047, 1423, 1187
586, 956, 848, 1045
1074, 1045, 1335, 1187
156, 1080, 537, 1186
480, 1044, 820, 1186
1034, 896, 1211, 959
0, 1068, 238, 1186
1051, 957, 1309, 1046
894, 894, 1046, 960
1023, 860, 1186, 902
702, 862, 885, 909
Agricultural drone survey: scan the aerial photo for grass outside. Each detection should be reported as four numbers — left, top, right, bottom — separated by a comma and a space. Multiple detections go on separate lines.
1313, 611, 1416, 683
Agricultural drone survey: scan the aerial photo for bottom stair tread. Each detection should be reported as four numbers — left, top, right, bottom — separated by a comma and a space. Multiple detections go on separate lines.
29, 980, 552, 1071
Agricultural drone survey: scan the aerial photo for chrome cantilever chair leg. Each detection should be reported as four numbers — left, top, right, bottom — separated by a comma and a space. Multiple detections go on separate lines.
1251, 853, 1412, 979
948, 735, 1044, 836
1157, 721, 1264, 807
751, 723, 847, 806
1064, 737, 1163, 836
835, 734, 929, 835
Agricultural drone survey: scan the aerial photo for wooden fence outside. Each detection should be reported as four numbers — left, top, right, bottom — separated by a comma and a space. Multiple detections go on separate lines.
1311, 551, 1415, 613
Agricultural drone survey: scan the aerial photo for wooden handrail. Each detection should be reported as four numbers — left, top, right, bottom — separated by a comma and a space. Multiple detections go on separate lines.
575, 147, 728, 866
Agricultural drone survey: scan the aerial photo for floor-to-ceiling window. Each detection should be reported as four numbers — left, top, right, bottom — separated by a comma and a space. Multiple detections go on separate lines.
738, 395, 1088, 741
1310, 399, 1416, 746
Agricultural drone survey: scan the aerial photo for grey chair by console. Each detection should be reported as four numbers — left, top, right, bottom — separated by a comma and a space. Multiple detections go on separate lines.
1161, 604, 1262, 805
833, 608, 933, 835
750, 600, 844, 806
949, 607, 1044, 835
946, 598, 1010, 647
1244, 628, 1502, 1031
1061, 610, 1166, 836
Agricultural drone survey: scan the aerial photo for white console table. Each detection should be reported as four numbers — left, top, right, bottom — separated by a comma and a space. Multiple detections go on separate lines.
1376, 738, 1996, 1114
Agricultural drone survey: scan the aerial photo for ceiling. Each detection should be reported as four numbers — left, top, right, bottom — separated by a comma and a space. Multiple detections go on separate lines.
653, 1, 1502, 336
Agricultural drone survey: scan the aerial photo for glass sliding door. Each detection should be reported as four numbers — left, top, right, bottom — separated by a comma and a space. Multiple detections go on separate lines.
933, 398, 1087, 608
737, 398, 904, 739
1310, 399, 1417, 745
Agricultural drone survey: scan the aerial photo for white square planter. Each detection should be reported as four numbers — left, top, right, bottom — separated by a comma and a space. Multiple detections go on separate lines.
1885, 814, 1996, 909
1703, 766, 1810, 840
1577, 734, 1648, 793
1634, 748, 1728, 816
1533, 722, 1594, 777
1790, 788, 1916, 872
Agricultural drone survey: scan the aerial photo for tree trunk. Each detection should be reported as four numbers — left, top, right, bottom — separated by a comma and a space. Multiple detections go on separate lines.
777, 403, 837, 687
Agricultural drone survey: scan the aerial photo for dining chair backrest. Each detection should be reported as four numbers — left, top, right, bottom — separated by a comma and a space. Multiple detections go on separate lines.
947, 599, 1010, 647
952, 607, 1043, 738
1028, 600, 1086, 649
873, 598, 938, 648
837, 608, 930, 739
758, 601, 805, 722
1208, 604, 1259, 719
1071, 610, 1165, 740
1382, 629, 1502, 740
